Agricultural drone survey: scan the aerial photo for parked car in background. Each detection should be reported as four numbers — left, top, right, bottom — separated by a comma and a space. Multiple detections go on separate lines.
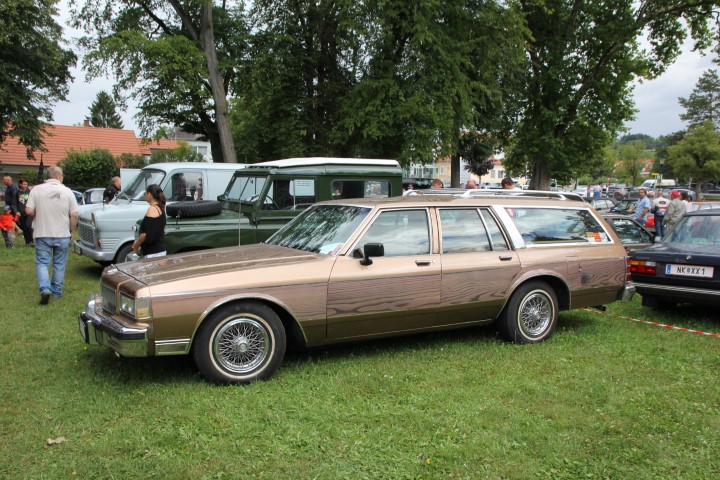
161, 158, 403, 255
628, 208, 720, 309
71, 190, 84, 205
691, 201, 720, 211
80, 191, 632, 384
601, 213, 655, 253
83, 188, 105, 205
584, 196, 617, 212
610, 198, 634, 214
74, 162, 243, 265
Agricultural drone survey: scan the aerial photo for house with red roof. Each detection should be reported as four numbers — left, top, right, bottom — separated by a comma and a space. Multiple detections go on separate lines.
0, 122, 181, 179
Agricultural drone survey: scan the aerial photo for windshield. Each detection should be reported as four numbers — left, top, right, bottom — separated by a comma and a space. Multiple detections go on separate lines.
267, 205, 371, 254
664, 215, 720, 252
122, 169, 166, 201
220, 175, 268, 205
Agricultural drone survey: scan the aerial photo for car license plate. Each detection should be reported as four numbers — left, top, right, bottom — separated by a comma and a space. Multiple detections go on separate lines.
665, 264, 714, 278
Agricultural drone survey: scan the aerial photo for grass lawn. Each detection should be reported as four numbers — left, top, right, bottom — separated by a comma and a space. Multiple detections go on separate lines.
1, 243, 720, 479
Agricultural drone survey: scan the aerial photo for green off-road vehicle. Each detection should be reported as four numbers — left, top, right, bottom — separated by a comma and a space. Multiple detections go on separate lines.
160, 157, 403, 254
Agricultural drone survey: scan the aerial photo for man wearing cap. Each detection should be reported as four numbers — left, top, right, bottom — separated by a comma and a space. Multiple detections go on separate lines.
663, 191, 686, 234
629, 187, 652, 226
26, 166, 79, 305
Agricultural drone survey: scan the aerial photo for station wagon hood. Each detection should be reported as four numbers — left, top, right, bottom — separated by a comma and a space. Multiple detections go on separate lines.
111, 244, 323, 285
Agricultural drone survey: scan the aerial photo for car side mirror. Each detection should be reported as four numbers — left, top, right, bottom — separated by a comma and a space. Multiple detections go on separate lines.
360, 243, 384, 266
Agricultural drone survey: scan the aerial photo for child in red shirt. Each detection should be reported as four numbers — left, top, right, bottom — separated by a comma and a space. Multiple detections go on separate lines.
1, 205, 22, 248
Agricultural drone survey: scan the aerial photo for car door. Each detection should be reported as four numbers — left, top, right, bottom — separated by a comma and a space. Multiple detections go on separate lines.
438, 208, 521, 322
326, 208, 441, 340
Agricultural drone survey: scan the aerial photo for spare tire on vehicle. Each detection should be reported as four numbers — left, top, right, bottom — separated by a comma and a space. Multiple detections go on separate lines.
166, 200, 222, 218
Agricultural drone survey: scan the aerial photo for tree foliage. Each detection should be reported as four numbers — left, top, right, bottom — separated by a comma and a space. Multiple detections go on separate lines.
59, 148, 119, 190
148, 141, 206, 163
70, 0, 246, 163
679, 69, 720, 129
503, 0, 719, 190
667, 121, 720, 199
231, 0, 525, 175
459, 132, 497, 177
88, 91, 125, 129
617, 140, 648, 186
0, 0, 76, 156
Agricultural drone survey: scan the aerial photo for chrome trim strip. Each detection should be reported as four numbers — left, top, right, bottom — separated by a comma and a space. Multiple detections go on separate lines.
631, 282, 720, 297
155, 339, 191, 355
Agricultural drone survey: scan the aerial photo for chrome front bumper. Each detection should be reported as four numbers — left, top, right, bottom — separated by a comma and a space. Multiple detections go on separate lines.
78, 297, 149, 357
74, 239, 114, 262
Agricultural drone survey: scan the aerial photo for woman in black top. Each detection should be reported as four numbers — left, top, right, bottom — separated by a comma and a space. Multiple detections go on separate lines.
131, 184, 167, 258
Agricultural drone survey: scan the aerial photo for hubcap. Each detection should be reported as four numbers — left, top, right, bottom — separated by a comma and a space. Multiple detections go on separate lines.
213, 317, 270, 374
519, 291, 552, 337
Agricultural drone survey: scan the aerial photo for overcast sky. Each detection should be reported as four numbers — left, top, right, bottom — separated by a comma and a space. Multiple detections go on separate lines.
52, 8, 716, 140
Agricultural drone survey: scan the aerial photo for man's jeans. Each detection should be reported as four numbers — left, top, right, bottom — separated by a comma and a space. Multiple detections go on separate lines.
654, 214, 665, 237
35, 237, 71, 297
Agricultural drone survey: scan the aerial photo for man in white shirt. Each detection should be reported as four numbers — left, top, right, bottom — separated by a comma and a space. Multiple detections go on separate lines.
652, 191, 670, 237
26, 166, 79, 304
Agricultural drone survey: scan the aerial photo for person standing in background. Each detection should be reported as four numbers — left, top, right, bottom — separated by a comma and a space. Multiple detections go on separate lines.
15, 178, 33, 246
131, 184, 167, 259
103, 176, 121, 203
26, 166, 79, 305
651, 191, 669, 238
629, 188, 651, 226
663, 191, 686, 234
3, 174, 18, 215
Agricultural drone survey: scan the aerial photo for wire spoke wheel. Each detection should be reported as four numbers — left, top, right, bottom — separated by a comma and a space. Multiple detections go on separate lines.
213, 317, 270, 374
519, 291, 553, 337
193, 302, 286, 384
499, 281, 558, 344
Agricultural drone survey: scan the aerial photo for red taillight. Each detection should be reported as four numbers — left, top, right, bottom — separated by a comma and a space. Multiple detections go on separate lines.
628, 259, 657, 275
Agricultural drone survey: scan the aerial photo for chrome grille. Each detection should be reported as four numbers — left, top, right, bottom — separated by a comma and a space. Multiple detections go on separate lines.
78, 224, 94, 245
101, 284, 116, 314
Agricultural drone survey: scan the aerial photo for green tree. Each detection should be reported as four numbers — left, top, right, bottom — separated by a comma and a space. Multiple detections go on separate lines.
0, 0, 76, 156
655, 130, 686, 181
88, 91, 125, 129
71, 0, 246, 163
117, 152, 146, 169
231, 0, 525, 181
667, 122, 720, 199
459, 132, 498, 178
59, 148, 119, 190
503, 0, 718, 190
148, 141, 205, 163
679, 69, 720, 129
618, 140, 647, 186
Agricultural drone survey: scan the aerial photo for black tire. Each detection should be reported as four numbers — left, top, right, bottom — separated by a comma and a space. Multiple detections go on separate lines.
115, 243, 135, 264
166, 200, 222, 218
641, 295, 676, 310
192, 302, 286, 384
498, 281, 558, 344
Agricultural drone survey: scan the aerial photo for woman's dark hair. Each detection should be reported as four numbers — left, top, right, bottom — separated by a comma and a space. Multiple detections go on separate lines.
146, 184, 167, 210
680, 191, 690, 201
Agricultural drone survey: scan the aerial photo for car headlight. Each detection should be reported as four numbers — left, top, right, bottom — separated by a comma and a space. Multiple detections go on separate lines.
119, 293, 151, 319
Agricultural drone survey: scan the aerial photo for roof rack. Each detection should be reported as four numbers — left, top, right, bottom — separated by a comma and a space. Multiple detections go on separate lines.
415, 188, 585, 202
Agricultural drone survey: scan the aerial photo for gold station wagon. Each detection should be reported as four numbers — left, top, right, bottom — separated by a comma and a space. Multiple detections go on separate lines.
79, 191, 633, 384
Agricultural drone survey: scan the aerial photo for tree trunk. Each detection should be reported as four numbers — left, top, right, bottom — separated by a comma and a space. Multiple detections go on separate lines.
451, 154, 461, 188
529, 161, 551, 190
199, 2, 237, 163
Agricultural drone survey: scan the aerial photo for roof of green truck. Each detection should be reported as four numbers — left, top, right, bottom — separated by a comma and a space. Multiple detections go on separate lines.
238, 157, 402, 175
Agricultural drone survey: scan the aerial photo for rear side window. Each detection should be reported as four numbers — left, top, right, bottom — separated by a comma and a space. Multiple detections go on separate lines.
439, 208, 509, 253
507, 208, 611, 244
332, 180, 391, 199
165, 172, 204, 201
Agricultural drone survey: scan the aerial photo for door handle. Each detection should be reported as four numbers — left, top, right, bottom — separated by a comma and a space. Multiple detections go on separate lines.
415, 259, 432, 266
499, 255, 513, 261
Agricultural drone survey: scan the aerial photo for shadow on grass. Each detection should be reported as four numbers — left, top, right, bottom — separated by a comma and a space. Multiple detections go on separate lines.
78, 324, 505, 385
